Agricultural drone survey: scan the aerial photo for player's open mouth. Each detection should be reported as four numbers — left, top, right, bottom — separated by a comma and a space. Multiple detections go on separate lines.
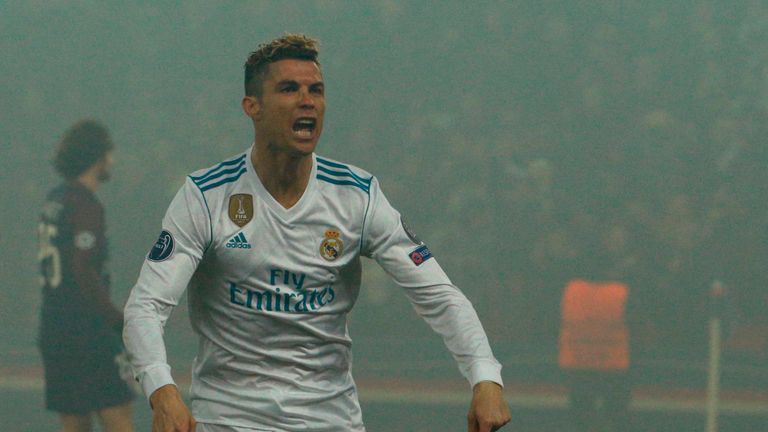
292, 118, 316, 139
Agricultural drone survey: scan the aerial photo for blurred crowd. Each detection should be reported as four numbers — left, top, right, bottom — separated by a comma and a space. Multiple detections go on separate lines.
354, 1, 768, 360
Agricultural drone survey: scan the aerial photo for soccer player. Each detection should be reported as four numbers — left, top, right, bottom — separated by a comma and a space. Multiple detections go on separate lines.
124, 34, 511, 432
38, 120, 134, 432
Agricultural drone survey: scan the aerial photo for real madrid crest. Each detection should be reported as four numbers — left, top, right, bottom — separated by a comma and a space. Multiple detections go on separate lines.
228, 194, 254, 227
320, 229, 344, 261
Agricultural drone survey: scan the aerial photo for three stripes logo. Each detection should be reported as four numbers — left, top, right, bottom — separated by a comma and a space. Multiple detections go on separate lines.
226, 232, 252, 249
315, 156, 372, 193
190, 154, 247, 193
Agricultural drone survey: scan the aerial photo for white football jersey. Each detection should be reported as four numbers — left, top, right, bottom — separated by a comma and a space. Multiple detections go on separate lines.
124, 146, 502, 431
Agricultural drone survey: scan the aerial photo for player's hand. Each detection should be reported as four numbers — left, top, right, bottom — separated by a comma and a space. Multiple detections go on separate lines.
467, 381, 511, 432
150, 384, 197, 432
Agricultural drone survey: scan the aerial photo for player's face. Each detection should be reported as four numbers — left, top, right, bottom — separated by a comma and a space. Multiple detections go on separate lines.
249, 59, 325, 156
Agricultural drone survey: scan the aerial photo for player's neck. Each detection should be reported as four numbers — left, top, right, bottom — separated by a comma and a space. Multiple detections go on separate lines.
77, 170, 101, 193
251, 145, 312, 209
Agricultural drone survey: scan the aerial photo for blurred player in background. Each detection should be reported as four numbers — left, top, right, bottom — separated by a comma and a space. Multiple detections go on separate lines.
38, 120, 134, 432
559, 228, 637, 432
124, 34, 511, 432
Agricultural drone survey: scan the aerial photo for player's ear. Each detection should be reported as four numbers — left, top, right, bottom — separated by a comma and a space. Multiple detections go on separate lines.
241, 95, 262, 119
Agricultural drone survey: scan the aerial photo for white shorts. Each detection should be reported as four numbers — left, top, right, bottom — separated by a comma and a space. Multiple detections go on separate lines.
196, 423, 273, 432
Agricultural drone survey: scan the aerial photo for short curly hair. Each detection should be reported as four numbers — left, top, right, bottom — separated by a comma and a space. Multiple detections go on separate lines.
53, 120, 114, 179
244, 33, 320, 97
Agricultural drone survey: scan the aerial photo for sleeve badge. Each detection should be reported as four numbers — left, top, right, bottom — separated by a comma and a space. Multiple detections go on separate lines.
409, 245, 433, 266
74, 231, 97, 250
148, 230, 175, 262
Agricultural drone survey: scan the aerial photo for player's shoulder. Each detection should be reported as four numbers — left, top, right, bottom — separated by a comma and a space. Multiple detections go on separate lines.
54, 182, 100, 211
41, 183, 69, 221
187, 151, 248, 194
315, 154, 375, 194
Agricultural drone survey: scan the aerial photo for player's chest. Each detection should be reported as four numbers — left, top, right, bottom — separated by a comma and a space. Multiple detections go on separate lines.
207, 194, 363, 271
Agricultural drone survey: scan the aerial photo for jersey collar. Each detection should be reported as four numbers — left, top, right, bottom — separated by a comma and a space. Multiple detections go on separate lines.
245, 145, 318, 221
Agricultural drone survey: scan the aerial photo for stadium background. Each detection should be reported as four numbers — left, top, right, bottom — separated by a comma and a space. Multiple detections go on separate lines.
1, 1, 767, 430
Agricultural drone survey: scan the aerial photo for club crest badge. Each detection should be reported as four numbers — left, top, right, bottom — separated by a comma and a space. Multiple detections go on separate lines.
228, 194, 254, 227
320, 229, 344, 261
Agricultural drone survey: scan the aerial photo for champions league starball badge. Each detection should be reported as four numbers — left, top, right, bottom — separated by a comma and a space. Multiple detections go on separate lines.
320, 229, 344, 261
148, 230, 175, 262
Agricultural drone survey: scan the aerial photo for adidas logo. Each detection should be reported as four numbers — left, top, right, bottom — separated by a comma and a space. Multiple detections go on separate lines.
226, 232, 252, 249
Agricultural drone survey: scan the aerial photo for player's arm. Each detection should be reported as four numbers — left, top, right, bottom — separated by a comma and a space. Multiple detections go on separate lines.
362, 178, 510, 431
70, 199, 123, 331
123, 177, 210, 430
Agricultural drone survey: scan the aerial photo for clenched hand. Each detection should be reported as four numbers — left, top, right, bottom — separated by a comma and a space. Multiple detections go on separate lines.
150, 384, 197, 432
467, 381, 511, 432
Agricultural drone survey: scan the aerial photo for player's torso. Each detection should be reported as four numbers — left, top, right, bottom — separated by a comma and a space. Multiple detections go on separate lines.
199, 186, 365, 317
186, 153, 372, 360
39, 184, 107, 310
184, 153, 372, 429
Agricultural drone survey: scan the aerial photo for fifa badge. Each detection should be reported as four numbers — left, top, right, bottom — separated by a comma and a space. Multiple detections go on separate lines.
228, 194, 254, 227
320, 229, 344, 261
